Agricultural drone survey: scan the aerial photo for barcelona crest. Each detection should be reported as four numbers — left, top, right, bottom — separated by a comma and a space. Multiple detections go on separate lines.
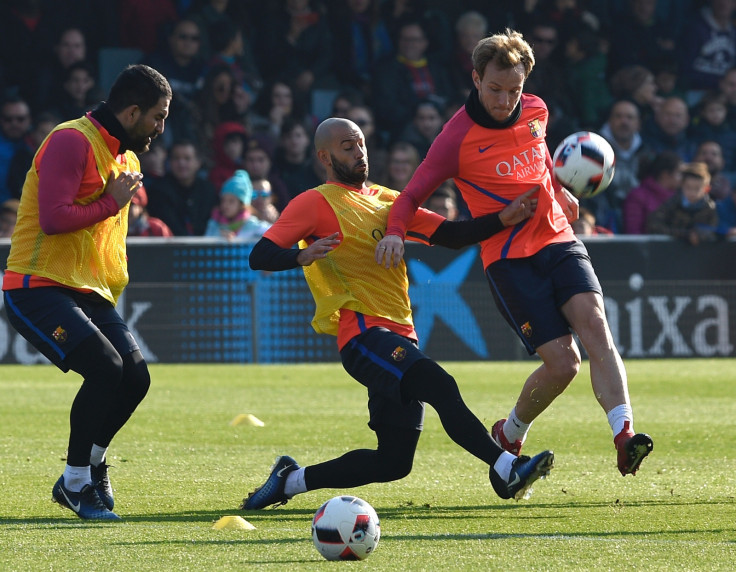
528, 119, 542, 138
52, 326, 68, 343
520, 322, 532, 338
391, 346, 407, 361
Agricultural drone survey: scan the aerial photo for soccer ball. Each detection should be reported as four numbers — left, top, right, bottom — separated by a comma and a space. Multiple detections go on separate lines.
552, 131, 615, 199
311, 495, 380, 561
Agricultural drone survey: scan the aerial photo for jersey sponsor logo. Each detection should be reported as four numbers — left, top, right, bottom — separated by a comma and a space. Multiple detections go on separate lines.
478, 143, 495, 153
528, 119, 543, 138
494, 143, 547, 178
391, 345, 407, 361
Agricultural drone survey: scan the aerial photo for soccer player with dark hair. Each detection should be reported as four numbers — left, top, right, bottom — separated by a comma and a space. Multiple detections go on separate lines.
242, 117, 552, 510
376, 29, 653, 477
3, 64, 171, 520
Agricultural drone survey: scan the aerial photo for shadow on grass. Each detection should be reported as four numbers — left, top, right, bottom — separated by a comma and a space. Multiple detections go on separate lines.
1, 496, 731, 529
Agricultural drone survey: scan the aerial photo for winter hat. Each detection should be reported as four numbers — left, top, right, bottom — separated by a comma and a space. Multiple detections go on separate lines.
221, 170, 253, 205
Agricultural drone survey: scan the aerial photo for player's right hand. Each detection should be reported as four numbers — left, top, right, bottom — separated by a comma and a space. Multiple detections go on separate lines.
375, 234, 404, 268
297, 232, 340, 266
105, 170, 144, 208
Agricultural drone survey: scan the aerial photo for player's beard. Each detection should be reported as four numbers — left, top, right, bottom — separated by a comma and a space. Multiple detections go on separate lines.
330, 153, 368, 187
127, 119, 159, 154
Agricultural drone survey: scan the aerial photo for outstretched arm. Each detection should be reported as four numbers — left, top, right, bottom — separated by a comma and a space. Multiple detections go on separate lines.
249, 233, 341, 271
376, 186, 539, 267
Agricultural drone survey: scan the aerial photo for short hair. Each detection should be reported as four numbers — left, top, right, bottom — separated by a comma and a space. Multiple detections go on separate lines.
609, 65, 653, 99
106, 64, 172, 114
472, 28, 535, 79
681, 161, 711, 186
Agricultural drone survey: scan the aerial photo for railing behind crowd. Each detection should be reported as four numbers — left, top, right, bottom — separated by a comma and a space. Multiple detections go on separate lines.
0, 236, 734, 364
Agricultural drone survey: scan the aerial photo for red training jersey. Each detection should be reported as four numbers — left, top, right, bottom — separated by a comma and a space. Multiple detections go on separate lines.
386, 93, 575, 269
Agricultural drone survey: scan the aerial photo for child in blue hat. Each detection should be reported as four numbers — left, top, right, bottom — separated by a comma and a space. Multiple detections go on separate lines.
205, 170, 272, 240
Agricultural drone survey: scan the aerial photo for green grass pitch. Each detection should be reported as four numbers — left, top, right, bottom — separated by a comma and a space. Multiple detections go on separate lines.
1, 360, 735, 571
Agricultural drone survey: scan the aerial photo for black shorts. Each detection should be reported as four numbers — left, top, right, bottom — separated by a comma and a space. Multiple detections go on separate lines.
485, 241, 602, 355
3, 287, 139, 371
340, 327, 427, 432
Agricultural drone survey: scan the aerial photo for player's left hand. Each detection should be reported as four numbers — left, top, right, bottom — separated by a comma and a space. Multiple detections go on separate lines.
375, 234, 404, 269
556, 187, 579, 223
499, 186, 539, 226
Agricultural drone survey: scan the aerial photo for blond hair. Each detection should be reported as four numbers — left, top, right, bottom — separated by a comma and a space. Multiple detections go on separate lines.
472, 28, 535, 79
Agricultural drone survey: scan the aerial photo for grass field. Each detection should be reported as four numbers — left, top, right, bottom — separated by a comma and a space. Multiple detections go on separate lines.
1, 359, 735, 571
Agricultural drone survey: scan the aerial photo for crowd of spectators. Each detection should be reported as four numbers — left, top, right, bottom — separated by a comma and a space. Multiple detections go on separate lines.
1, 0, 736, 245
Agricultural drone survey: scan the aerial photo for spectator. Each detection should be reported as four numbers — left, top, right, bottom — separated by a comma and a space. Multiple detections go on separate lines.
193, 64, 250, 154
715, 185, 736, 237
271, 117, 322, 202
562, 24, 612, 130
608, 65, 662, 126
250, 177, 280, 223
127, 187, 174, 238
688, 91, 736, 174
0, 198, 19, 238
647, 161, 718, 245
204, 169, 270, 240
651, 56, 686, 101
328, 0, 393, 97
583, 99, 653, 233
719, 66, 736, 128
243, 137, 290, 212
141, 18, 207, 145
371, 16, 453, 141
396, 98, 444, 158
257, 0, 335, 111
35, 26, 90, 113
51, 61, 100, 122
146, 140, 218, 236
208, 120, 248, 192
250, 80, 316, 144
678, 0, 736, 100
623, 150, 683, 235
346, 104, 387, 183
0, 96, 32, 203
0, 0, 62, 105
641, 95, 695, 161
381, 140, 420, 191
524, 19, 573, 120
6, 110, 60, 200
693, 139, 733, 201
118, 0, 178, 55
380, 0, 454, 64
606, 0, 676, 77
139, 137, 168, 181
424, 182, 459, 221
571, 206, 613, 237
329, 87, 365, 118
206, 18, 263, 105
448, 11, 488, 98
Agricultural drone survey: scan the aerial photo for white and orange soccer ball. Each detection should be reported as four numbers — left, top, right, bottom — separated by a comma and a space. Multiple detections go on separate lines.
552, 131, 616, 199
311, 495, 380, 561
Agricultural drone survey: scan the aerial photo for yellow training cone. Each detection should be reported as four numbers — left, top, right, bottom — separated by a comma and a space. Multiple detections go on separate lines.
212, 516, 256, 531
230, 413, 265, 427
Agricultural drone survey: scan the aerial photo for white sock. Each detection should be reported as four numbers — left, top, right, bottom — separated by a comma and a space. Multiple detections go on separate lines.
607, 404, 634, 437
284, 467, 307, 498
63, 465, 92, 492
493, 452, 516, 482
90, 444, 108, 467
503, 407, 532, 444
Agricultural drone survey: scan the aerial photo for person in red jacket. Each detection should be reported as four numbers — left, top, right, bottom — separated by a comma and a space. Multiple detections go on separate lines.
376, 29, 653, 478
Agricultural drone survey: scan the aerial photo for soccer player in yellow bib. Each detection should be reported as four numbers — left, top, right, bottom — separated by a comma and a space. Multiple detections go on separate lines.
243, 117, 553, 510
3, 65, 171, 520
